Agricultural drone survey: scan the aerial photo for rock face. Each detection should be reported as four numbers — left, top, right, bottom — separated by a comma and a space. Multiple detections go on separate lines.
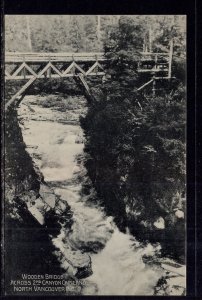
29, 183, 93, 279
40, 184, 56, 208
21, 183, 71, 228
4, 99, 92, 294
28, 206, 44, 225
53, 231, 92, 279
154, 259, 186, 296
142, 248, 186, 296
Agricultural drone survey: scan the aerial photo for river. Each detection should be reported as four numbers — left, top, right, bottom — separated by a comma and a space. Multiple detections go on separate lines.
17, 94, 178, 295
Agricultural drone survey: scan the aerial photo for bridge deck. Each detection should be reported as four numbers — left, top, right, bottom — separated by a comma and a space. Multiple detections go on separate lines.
5, 51, 169, 62
5, 52, 106, 63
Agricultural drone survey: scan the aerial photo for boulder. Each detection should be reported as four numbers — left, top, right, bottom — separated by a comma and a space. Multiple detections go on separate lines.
52, 235, 92, 279
62, 247, 92, 279
57, 198, 70, 213
166, 276, 186, 288
40, 184, 56, 208
155, 273, 186, 296
28, 206, 44, 225
161, 263, 186, 276
174, 209, 184, 219
63, 245, 91, 269
72, 165, 80, 174
153, 217, 165, 229
155, 258, 186, 296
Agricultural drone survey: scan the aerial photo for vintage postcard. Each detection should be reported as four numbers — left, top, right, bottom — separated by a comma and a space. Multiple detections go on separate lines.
2, 13, 188, 296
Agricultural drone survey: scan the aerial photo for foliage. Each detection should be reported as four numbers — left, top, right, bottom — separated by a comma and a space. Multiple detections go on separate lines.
5, 15, 120, 52
5, 15, 186, 54
81, 16, 186, 242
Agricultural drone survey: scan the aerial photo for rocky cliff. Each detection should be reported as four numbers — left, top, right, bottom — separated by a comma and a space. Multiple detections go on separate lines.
4, 100, 91, 295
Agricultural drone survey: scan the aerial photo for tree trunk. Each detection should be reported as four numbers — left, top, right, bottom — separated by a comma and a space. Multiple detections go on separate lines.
26, 16, 32, 51
149, 26, 152, 52
97, 15, 101, 43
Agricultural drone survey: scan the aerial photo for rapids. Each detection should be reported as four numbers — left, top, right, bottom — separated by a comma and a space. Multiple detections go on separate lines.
18, 94, 164, 295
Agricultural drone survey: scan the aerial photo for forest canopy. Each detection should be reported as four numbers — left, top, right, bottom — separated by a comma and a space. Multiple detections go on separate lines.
5, 15, 186, 53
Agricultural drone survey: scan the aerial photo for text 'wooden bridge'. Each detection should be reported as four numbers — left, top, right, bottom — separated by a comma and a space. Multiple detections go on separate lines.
5, 51, 172, 110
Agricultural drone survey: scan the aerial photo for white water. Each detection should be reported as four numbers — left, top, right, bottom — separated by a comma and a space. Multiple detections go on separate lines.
18, 95, 163, 295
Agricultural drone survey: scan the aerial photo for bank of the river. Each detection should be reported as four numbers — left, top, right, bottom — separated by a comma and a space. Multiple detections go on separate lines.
13, 93, 186, 296
4, 94, 92, 295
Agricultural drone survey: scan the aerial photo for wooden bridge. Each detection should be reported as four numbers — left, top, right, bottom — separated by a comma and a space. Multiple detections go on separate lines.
5, 52, 106, 80
5, 51, 171, 110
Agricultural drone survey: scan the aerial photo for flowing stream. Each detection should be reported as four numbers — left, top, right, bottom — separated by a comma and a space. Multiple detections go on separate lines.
18, 94, 164, 295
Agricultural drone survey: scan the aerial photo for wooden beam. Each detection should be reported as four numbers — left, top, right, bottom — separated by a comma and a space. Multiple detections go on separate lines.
72, 62, 86, 75
5, 77, 36, 110
168, 39, 173, 78
152, 78, 156, 97
86, 62, 98, 75
77, 73, 91, 96
5, 51, 170, 64
49, 62, 62, 77
11, 62, 26, 78
5, 61, 62, 110
37, 62, 53, 78
138, 69, 168, 73
24, 63, 37, 77
5, 70, 12, 79
5, 52, 106, 63
137, 79, 154, 91
63, 62, 75, 75
86, 61, 105, 76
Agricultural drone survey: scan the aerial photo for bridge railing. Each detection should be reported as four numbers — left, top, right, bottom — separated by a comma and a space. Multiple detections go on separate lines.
5, 52, 106, 63
5, 51, 169, 62
5, 51, 170, 81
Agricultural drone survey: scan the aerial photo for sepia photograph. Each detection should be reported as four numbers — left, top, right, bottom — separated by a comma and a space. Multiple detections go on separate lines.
3, 14, 186, 296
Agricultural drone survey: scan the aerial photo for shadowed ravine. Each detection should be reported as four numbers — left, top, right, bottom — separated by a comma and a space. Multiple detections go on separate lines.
17, 94, 184, 295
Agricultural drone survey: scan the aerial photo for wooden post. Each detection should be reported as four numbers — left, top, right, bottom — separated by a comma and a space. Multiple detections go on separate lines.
95, 55, 98, 74
149, 27, 152, 52
48, 59, 51, 78
47, 67, 51, 78
137, 79, 154, 91
47, 57, 51, 78
155, 54, 158, 70
23, 67, 26, 79
143, 36, 146, 52
72, 55, 75, 75
168, 16, 174, 78
168, 38, 173, 78
5, 77, 37, 110
23, 56, 26, 79
152, 76, 156, 97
